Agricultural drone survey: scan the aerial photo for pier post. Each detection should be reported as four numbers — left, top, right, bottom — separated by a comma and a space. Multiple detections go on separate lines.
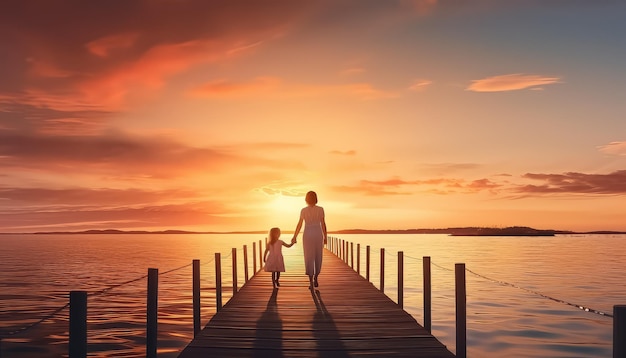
380, 248, 385, 293
366, 245, 371, 282
351, 242, 354, 269
244, 245, 249, 283
259, 240, 263, 265
215, 253, 222, 312
455, 263, 467, 358
423, 256, 432, 333
398, 251, 404, 309
615, 305, 626, 358
232, 248, 238, 296
147, 268, 158, 358
193, 260, 200, 337
357, 243, 361, 275
69, 290, 87, 358
253, 242, 257, 274
345, 241, 349, 264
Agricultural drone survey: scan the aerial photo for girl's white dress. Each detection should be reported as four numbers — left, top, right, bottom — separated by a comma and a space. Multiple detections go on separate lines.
264, 240, 286, 272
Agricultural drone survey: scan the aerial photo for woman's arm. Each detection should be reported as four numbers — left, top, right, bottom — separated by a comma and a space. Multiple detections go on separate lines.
292, 216, 303, 243
321, 208, 327, 244
263, 243, 269, 262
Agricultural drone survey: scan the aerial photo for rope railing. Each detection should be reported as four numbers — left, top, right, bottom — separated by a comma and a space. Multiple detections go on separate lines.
329, 236, 626, 358
0, 257, 216, 339
404, 253, 612, 318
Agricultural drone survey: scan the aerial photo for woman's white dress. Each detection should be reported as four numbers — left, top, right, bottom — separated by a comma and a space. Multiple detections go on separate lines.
264, 240, 286, 272
301, 205, 325, 276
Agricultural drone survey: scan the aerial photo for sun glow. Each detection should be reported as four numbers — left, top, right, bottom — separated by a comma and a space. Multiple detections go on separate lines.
270, 194, 303, 214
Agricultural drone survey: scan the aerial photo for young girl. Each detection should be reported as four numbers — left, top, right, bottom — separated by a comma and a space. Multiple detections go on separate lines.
263, 227, 294, 288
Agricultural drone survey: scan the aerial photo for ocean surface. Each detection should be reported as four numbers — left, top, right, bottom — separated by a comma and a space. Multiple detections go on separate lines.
0, 233, 624, 357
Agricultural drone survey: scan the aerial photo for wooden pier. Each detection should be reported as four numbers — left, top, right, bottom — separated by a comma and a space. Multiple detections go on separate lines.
178, 242, 455, 357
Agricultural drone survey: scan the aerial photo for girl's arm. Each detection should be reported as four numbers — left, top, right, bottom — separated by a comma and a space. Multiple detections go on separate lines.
283, 240, 295, 248
263, 240, 269, 262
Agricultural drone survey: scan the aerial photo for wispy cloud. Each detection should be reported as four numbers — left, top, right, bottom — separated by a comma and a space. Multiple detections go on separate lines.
85, 32, 141, 57
467, 73, 560, 92
517, 170, 626, 195
340, 67, 366, 76
0, 132, 295, 178
598, 141, 626, 156
408, 79, 432, 91
330, 150, 356, 156
332, 176, 502, 196
190, 78, 398, 100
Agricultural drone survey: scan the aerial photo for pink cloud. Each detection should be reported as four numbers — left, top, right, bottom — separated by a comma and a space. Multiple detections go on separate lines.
598, 141, 626, 156
467, 73, 560, 92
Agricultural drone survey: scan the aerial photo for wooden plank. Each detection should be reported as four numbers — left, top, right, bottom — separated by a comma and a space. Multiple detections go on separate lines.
178, 245, 455, 358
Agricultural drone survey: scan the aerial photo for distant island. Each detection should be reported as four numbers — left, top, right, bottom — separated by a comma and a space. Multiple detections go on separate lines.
2, 226, 624, 236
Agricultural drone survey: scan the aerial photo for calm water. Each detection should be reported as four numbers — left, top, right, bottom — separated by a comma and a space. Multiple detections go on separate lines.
0, 233, 624, 357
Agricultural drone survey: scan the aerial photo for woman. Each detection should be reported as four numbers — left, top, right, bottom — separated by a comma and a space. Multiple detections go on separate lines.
291, 191, 327, 289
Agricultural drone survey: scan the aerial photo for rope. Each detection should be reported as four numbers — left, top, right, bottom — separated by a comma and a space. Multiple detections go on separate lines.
1, 302, 69, 337
393, 253, 612, 318
1, 260, 204, 338
464, 267, 613, 318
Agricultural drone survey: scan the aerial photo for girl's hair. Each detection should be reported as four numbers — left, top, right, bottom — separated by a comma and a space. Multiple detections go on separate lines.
305, 191, 318, 205
268, 227, 281, 244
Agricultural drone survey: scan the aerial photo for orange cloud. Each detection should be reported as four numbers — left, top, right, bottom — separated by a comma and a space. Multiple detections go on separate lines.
467, 73, 560, 92
86, 32, 140, 57
598, 141, 626, 156
191, 78, 397, 100
333, 176, 503, 196
0, 132, 297, 178
192, 77, 281, 96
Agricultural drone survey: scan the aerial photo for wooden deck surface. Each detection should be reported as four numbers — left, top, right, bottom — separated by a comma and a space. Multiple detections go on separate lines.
178, 245, 455, 358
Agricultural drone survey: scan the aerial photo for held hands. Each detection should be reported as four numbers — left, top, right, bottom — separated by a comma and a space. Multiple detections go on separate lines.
291, 236, 297, 245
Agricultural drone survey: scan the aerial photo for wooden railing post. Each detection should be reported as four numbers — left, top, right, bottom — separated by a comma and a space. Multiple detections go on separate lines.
215, 253, 222, 312
380, 248, 385, 292
243, 245, 249, 283
147, 268, 158, 358
455, 263, 467, 358
350, 242, 354, 269
232, 248, 238, 296
423, 256, 432, 333
398, 251, 404, 309
366, 245, 371, 282
193, 259, 200, 337
356, 243, 361, 275
69, 290, 87, 358
615, 305, 626, 358
345, 241, 348, 264
252, 242, 257, 274
259, 240, 263, 265
340, 239, 344, 261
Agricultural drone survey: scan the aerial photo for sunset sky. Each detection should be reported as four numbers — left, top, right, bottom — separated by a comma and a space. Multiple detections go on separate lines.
1, 0, 625, 233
